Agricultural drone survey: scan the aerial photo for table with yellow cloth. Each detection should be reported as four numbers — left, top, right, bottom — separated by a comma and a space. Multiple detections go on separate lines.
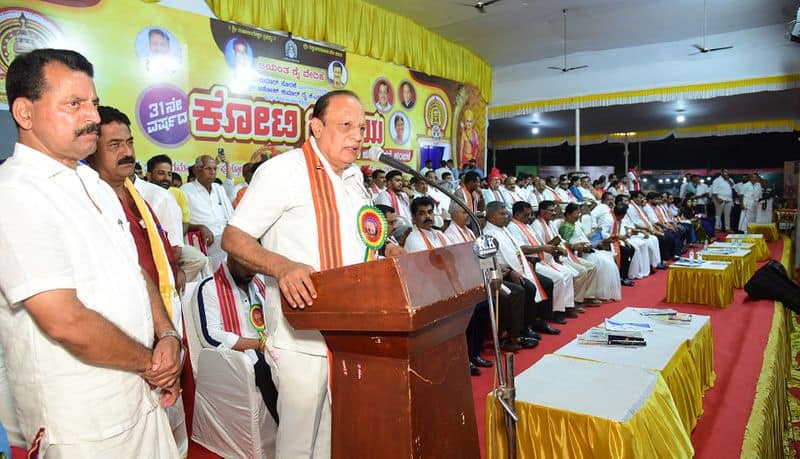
746, 223, 778, 241
725, 233, 770, 261
666, 261, 735, 307
554, 308, 714, 433
485, 355, 693, 459
699, 248, 756, 288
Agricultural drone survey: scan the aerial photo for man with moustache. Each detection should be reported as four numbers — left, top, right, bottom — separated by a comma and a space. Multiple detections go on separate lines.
404, 196, 449, 252
0, 49, 180, 457
88, 106, 187, 454
221, 90, 374, 457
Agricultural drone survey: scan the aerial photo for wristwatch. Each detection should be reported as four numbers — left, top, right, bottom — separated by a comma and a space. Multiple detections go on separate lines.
158, 329, 182, 347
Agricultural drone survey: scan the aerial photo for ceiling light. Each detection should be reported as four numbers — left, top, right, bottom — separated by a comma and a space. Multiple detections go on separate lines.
676, 115, 686, 123
531, 127, 540, 135
658, 179, 664, 184
642, 178, 648, 183
673, 179, 679, 183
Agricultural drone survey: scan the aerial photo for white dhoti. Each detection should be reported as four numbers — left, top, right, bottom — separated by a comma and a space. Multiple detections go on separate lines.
534, 261, 574, 312
263, 346, 331, 459
44, 407, 179, 459
739, 207, 756, 232
624, 238, 651, 280
634, 235, 661, 268
583, 250, 622, 300
562, 256, 597, 302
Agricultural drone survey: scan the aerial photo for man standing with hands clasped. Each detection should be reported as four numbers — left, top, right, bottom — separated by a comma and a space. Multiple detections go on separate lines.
223, 90, 387, 457
0, 49, 180, 457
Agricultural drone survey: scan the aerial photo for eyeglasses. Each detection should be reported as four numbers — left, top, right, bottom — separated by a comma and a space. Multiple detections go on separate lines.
325, 121, 367, 136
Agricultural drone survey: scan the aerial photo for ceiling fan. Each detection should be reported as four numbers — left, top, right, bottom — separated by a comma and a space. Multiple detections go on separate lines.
548, 9, 588, 73
455, 0, 503, 14
691, 0, 733, 54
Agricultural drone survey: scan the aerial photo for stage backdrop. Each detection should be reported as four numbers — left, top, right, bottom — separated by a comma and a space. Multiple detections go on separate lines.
0, 0, 486, 176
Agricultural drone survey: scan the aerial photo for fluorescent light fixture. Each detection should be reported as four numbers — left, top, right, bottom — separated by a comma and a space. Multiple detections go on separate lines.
676, 114, 686, 123
531, 127, 540, 135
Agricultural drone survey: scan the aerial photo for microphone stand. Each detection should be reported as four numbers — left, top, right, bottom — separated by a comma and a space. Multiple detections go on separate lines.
377, 154, 518, 459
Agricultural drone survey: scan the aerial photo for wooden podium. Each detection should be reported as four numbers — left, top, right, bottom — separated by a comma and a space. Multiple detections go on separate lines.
283, 242, 484, 458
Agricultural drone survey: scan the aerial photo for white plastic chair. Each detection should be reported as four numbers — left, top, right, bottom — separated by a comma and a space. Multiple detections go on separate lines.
184, 280, 276, 458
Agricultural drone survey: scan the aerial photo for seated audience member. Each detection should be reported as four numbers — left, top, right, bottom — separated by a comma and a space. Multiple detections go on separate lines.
376, 204, 411, 249
182, 154, 235, 269
531, 200, 600, 307
403, 197, 488, 375
558, 203, 622, 301
454, 170, 485, 234
410, 176, 448, 228
369, 169, 386, 199
681, 195, 714, 243
643, 191, 685, 257
596, 203, 637, 286
627, 191, 675, 261
505, 201, 577, 322
482, 168, 513, 211
195, 257, 279, 424
483, 202, 561, 336
404, 196, 449, 252
375, 170, 412, 222
171, 171, 183, 188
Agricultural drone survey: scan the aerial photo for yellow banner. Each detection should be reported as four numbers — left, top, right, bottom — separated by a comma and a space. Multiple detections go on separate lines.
0, 0, 486, 176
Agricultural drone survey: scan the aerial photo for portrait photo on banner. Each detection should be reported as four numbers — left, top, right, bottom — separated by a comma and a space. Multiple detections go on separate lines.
373, 77, 394, 114
135, 26, 182, 75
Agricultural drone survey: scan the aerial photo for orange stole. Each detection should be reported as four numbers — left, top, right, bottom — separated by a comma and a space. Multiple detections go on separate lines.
301, 140, 345, 399
302, 140, 343, 270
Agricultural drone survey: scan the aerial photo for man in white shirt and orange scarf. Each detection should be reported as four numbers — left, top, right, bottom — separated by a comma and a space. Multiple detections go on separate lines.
222, 90, 374, 457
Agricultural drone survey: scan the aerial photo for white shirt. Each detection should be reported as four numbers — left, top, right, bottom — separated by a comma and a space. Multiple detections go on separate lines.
0, 143, 157, 444
482, 187, 513, 210
134, 177, 184, 248
741, 181, 761, 210
182, 180, 234, 236
434, 167, 450, 180
694, 182, 710, 204
577, 186, 597, 202
626, 202, 652, 229
711, 176, 734, 202
375, 188, 412, 223
444, 222, 475, 244
643, 204, 662, 225
483, 222, 544, 303
196, 265, 265, 364
404, 226, 449, 253
554, 187, 578, 204
228, 138, 369, 355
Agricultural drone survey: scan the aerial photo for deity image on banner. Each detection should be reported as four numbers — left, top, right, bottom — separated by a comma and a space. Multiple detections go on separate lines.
458, 108, 479, 165
423, 94, 448, 140
0, 8, 63, 105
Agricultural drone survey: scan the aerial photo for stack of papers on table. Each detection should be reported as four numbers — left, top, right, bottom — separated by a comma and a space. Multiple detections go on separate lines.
578, 327, 646, 346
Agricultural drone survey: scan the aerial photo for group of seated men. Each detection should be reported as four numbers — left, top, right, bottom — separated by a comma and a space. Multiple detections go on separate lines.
363, 166, 708, 375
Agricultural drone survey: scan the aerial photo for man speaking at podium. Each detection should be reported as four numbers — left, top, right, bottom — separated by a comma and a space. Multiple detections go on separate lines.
222, 90, 373, 458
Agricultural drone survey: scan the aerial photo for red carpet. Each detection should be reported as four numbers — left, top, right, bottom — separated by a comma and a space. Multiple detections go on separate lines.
474, 238, 781, 458
10, 239, 783, 459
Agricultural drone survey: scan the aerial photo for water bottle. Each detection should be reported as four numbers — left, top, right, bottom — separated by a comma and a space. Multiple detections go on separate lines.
689, 250, 695, 262
703, 240, 709, 251
697, 252, 703, 262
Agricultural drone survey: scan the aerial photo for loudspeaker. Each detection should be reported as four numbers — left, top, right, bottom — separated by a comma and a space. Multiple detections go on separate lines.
744, 260, 800, 312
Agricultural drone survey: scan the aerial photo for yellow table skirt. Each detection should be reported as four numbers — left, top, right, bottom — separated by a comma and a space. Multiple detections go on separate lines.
726, 235, 770, 261
658, 320, 715, 432
485, 374, 693, 459
746, 223, 778, 242
701, 251, 756, 288
666, 264, 735, 307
